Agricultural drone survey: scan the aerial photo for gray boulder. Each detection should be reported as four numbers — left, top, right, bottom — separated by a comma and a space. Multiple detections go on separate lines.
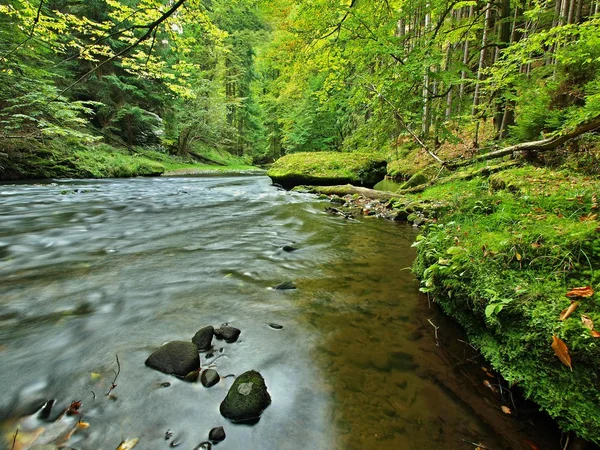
201, 369, 220, 388
220, 370, 271, 423
145, 341, 200, 378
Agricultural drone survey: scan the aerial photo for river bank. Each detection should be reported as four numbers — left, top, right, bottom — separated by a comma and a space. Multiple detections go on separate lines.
0, 139, 261, 181
297, 159, 600, 446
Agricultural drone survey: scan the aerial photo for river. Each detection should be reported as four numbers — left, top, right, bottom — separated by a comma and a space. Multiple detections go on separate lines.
0, 175, 558, 449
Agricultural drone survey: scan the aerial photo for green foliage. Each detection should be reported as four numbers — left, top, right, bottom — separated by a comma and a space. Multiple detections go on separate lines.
412, 165, 600, 441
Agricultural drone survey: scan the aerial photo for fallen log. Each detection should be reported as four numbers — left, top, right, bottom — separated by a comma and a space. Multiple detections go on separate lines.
449, 114, 600, 168
294, 184, 402, 201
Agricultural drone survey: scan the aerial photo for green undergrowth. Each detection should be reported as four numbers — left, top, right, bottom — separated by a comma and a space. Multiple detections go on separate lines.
0, 139, 258, 180
411, 163, 600, 442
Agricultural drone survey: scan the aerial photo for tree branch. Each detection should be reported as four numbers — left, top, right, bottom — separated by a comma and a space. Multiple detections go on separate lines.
0, 0, 44, 64
52, 0, 188, 100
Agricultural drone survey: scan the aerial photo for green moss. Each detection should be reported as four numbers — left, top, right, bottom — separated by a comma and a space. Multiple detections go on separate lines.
411, 164, 600, 442
267, 151, 387, 188
399, 171, 429, 190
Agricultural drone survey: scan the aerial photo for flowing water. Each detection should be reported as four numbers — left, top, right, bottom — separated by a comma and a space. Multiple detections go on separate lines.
0, 175, 558, 450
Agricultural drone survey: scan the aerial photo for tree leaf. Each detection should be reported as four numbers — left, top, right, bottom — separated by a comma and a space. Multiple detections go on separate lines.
581, 315, 594, 330
551, 335, 573, 371
559, 301, 579, 321
591, 330, 600, 338
501, 405, 512, 414
565, 286, 594, 298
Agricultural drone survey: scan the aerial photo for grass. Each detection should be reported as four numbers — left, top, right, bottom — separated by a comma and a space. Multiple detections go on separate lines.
0, 139, 261, 180
409, 162, 600, 442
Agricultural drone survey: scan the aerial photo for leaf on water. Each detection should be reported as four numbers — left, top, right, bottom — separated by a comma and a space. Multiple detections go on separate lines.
551, 335, 573, 371
501, 405, 512, 414
581, 315, 594, 330
117, 438, 140, 450
559, 301, 579, 321
76, 420, 90, 429
565, 286, 594, 298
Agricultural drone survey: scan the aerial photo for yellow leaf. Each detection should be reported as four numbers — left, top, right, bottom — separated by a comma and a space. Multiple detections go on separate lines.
117, 438, 140, 450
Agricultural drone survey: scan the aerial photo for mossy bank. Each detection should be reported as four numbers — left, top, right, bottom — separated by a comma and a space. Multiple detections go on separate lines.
304, 158, 600, 444
267, 151, 387, 189
0, 139, 259, 181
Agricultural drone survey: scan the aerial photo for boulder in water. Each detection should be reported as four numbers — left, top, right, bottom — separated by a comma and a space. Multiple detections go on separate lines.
220, 370, 271, 423
208, 426, 226, 442
192, 325, 214, 351
145, 341, 200, 378
214, 325, 241, 343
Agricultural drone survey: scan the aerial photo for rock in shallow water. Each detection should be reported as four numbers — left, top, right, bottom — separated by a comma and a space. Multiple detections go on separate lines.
208, 426, 226, 442
145, 341, 200, 378
214, 325, 241, 343
201, 369, 220, 388
192, 325, 214, 350
220, 370, 271, 423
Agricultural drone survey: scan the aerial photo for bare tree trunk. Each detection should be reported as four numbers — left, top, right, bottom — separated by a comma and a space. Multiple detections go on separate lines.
422, 5, 432, 135
472, 3, 493, 117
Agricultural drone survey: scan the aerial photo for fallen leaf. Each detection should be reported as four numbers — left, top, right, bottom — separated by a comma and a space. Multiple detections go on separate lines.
559, 301, 579, 321
581, 315, 594, 330
501, 405, 512, 414
76, 421, 90, 430
551, 335, 573, 371
515, 252, 522, 261
566, 286, 594, 298
592, 330, 600, 338
117, 438, 140, 450
483, 379, 498, 394
580, 213, 598, 222
523, 439, 542, 450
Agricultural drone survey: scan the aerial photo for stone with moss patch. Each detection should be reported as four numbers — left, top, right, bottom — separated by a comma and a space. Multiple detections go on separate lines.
219, 370, 271, 422
267, 152, 387, 189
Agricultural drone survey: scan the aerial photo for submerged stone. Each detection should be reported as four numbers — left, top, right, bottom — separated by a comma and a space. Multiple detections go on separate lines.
192, 325, 214, 351
145, 341, 200, 378
272, 281, 296, 290
281, 244, 297, 252
219, 370, 271, 423
214, 325, 241, 343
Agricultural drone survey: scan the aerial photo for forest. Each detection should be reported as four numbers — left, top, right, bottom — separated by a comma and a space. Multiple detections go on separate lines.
3, 0, 600, 448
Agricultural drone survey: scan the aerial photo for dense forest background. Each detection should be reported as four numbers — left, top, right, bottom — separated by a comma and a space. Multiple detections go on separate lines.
1, 0, 599, 171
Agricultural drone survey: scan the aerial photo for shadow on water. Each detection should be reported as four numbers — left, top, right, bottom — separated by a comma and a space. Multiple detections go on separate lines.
0, 176, 560, 449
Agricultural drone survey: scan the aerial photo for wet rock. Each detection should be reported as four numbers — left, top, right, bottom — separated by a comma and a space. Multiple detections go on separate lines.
192, 325, 214, 351
201, 369, 220, 388
329, 196, 346, 205
183, 369, 200, 382
281, 244, 297, 252
209, 426, 226, 442
391, 209, 409, 222
145, 341, 200, 378
268, 323, 283, 330
272, 281, 296, 290
220, 370, 271, 423
194, 442, 212, 450
214, 325, 241, 343
160, 382, 171, 388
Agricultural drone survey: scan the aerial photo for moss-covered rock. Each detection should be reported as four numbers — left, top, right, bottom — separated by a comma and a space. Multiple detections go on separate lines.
267, 152, 387, 189
399, 171, 429, 190
219, 370, 271, 422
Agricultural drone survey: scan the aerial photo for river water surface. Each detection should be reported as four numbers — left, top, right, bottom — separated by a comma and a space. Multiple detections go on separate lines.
0, 175, 557, 449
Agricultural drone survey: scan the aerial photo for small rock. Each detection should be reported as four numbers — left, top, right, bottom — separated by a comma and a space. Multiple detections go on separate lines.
145, 341, 200, 379
329, 196, 346, 205
272, 281, 296, 290
160, 382, 171, 388
208, 426, 226, 442
281, 244, 297, 252
192, 325, 214, 351
201, 369, 220, 388
165, 430, 173, 440
214, 325, 241, 343
220, 370, 271, 423
268, 323, 283, 330
193, 442, 212, 450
